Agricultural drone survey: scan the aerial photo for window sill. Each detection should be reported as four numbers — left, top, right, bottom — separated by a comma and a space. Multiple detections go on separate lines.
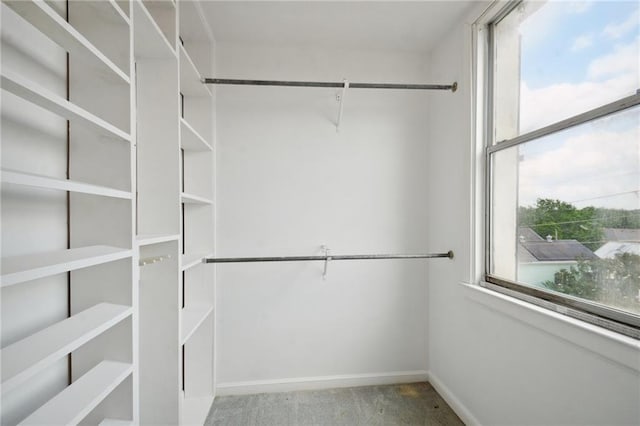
459, 281, 640, 372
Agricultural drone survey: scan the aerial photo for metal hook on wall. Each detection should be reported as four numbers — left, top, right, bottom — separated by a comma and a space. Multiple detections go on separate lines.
139, 254, 172, 267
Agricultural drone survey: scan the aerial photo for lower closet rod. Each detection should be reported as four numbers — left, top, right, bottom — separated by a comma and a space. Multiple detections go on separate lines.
205, 251, 454, 263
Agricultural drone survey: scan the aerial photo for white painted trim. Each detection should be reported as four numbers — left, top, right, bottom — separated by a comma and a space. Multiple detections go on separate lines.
461, 282, 640, 372
426, 371, 481, 426
216, 370, 429, 396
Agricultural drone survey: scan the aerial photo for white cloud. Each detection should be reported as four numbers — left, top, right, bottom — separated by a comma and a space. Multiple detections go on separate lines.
587, 39, 640, 79
519, 126, 640, 209
602, 9, 639, 40
520, 73, 637, 133
566, 1, 594, 15
571, 34, 593, 51
520, 38, 639, 133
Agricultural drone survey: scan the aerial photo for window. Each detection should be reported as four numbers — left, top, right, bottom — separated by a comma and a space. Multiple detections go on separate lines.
485, 0, 640, 337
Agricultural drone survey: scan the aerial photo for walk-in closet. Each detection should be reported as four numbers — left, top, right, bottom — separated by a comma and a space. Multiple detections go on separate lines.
1, 1, 639, 425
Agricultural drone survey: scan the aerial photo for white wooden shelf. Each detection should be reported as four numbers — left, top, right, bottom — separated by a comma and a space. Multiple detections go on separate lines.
179, 45, 211, 98
133, 0, 175, 59
18, 361, 133, 426
113, 0, 130, 18
180, 118, 212, 152
4, 0, 129, 84
178, 0, 213, 44
181, 192, 212, 205
137, 234, 180, 247
1, 70, 131, 143
1, 169, 132, 200
142, 0, 176, 44
99, 420, 133, 426
180, 304, 213, 345
1, 245, 132, 287
180, 253, 207, 271
1, 303, 132, 395
108, 0, 130, 26
181, 394, 214, 426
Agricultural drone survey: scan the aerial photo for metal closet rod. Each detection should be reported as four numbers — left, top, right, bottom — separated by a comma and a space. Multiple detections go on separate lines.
205, 251, 454, 264
202, 78, 457, 92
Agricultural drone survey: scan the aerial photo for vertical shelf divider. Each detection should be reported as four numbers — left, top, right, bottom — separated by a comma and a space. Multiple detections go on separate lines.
178, 0, 216, 423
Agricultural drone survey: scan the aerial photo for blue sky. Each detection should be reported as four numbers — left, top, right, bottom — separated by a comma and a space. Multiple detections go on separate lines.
521, 1, 639, 88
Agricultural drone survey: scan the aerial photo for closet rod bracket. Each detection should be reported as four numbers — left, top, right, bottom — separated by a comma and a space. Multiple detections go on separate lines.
336, 80, 349, 132
321, 245, 331, 279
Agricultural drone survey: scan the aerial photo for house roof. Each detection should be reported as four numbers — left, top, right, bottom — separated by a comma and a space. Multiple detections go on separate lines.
518, 244, 538, 263
603, 228, 640, 242
519, 227, 544, 242
518, 227, 598, 262
520, 240, 599, 262
595, 241, 640, 259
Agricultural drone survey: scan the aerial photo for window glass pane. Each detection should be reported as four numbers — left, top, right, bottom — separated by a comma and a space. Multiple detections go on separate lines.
491, 106, 640, 315
493, 1, 640, 141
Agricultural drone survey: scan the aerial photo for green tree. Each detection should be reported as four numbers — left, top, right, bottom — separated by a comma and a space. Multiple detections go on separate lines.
593, 208, 640, 229
542, 253, 640, 314
519, 199, 603, 250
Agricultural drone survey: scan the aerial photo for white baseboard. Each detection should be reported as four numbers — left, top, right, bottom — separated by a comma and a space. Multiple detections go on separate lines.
427, 370, 481, 426
216, 370, 429, 396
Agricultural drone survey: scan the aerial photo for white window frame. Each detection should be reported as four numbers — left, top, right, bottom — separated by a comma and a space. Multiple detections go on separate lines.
478, 0, 640, 339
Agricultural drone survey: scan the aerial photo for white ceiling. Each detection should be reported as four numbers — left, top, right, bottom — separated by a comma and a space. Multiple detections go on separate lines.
200, 1, 477, 53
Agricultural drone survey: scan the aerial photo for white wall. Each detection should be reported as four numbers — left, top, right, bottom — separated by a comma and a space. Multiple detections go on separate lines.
214, 43, 432, 392
426, 5, 640, 425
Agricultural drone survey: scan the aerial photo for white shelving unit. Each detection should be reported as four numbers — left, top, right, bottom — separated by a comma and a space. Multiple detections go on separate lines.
18, 361, 133, 426
1, 246, 132, 288
137, 234, 180, 247
99, 420, 134, 426
179, 45, 211, 98
181, 192, 213, 205
1, 71, 130, 143
1, 0, 136, 424
181, 253, 207, 272
181, 304, 214, 345
2, 0, 216, 424
2, 303, 132, 395
133, 0, 175, 59
178, 1, 216, 423
1, 169, 132, 200
3, 0, 129, 83
181, 118, 213, 152
133, 0, 182, 424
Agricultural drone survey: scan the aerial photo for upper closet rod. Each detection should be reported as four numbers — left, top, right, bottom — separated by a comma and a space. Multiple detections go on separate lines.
203, 78, 457, 92
205, 251, 454, 263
